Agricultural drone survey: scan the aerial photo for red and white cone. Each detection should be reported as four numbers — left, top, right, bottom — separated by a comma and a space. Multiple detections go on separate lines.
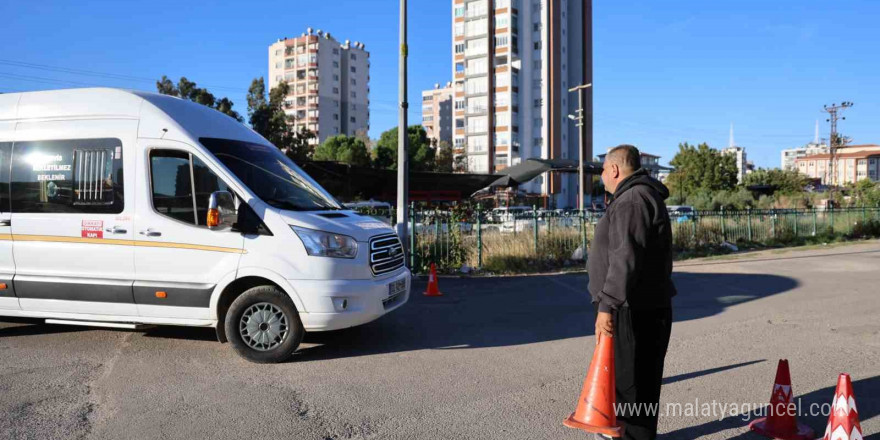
817, 374, 863, 440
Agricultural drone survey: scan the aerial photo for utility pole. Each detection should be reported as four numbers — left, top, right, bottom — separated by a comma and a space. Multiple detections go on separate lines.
396, 0, 410, 257
568, 83, 592, 211
823, 101, 853, 188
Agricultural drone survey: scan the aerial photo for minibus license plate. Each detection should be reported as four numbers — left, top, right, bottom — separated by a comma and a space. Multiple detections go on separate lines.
388, 279, 406, 297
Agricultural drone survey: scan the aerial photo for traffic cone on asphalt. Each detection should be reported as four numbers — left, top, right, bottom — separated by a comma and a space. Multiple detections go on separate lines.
749, 359, 814, 440
816, 374, 862, 440
423, 263, 443, 297
563, 334, 625, 438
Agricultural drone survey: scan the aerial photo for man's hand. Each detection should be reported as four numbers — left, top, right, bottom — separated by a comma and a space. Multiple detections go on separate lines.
595, 311, 613, 340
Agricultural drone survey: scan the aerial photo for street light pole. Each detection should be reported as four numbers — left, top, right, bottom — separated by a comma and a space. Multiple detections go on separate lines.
396, 0, 410, 257
568, 83, 592, 211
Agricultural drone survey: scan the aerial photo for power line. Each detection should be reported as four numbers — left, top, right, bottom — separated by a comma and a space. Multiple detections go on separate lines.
0, 58, 248, 93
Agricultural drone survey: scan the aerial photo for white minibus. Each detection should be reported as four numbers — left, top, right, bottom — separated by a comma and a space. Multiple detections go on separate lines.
0, 88, 410, 363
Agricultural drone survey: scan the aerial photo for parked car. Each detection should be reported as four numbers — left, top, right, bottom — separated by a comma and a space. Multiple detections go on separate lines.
667, 205, 696, 222
0, 88, 410, 363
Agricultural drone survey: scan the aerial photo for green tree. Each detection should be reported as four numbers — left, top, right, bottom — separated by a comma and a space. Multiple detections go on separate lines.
743, 168, 810, 193
314, 135, 371, 167
246, 78, 315, 163
373, 126, 436, 171
666, 142, 738, 197
155, 76, 242, 122
435, 140, 454, 172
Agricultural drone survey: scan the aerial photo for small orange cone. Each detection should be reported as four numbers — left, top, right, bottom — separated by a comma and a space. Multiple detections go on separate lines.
816, 373, 862, 440
563, 334, 625, 437
749, 359, 814, 440
423, 263, 443, 297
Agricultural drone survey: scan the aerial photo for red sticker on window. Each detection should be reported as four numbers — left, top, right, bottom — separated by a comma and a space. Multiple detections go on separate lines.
82, 220, 103, 239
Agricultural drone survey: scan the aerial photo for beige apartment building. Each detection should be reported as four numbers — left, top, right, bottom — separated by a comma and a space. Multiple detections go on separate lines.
268, 28, 370, 145
452, 0, 592, 208
795, 144, 880, 185
421, 82, 454, 146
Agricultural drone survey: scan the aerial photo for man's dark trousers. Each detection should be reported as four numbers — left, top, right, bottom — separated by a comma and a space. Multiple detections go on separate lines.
609, 306, 672, 440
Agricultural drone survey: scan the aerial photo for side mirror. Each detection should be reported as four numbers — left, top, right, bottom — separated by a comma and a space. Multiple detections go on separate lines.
207, 191, 237, 230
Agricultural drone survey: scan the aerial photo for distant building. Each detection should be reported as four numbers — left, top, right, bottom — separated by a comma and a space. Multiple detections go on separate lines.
268, 28, 370, 145
782, 121, 829, 171
597, 150, 673, 180
452, 0, 593, 208
782, 143, 829, 171
721, 146, 748, 183
421, 82, 454, 147
795, 144, 880, 185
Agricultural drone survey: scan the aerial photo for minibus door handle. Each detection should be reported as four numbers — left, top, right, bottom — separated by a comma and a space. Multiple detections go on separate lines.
105, 226, 128, 234
139, 229, 162, 237
0, 219, 9, 227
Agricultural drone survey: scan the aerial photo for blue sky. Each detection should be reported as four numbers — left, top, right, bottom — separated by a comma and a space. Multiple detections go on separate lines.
1, 0, 877, 168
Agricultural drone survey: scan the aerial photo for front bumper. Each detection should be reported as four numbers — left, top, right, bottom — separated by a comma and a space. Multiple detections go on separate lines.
292, 269, 410, 331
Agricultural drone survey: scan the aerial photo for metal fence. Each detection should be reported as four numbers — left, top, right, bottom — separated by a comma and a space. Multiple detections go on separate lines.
353, 206, 880, 275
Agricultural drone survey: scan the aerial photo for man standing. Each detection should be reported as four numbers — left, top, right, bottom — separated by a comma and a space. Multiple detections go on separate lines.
588, 145, 676, 440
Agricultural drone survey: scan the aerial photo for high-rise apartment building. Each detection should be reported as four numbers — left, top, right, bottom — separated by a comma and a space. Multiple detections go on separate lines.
268, 28, 370, 145
722, 146, 748, 183
452, 0, 592, 208
421, 82, 454, 146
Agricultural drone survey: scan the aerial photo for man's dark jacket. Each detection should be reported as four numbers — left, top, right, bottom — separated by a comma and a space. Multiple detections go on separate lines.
588, 169, 677, 313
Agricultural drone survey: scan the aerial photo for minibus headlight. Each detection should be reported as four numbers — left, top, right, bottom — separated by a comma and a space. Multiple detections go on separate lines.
292, 226, 358, 259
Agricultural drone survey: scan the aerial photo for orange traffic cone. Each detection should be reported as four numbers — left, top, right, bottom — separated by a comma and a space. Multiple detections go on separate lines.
423, 263, 443, 297
816, 373, 862, 440
563, 334, 625, 437
749, 359, 814, 440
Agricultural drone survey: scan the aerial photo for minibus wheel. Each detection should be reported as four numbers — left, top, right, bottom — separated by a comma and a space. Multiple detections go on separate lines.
225, 285, 304, 363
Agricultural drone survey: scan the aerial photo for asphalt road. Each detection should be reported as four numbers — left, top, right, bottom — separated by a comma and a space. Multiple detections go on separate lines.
2, 241, 879, 439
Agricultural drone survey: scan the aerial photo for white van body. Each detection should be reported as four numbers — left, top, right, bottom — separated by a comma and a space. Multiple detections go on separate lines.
0, 88, 410, 362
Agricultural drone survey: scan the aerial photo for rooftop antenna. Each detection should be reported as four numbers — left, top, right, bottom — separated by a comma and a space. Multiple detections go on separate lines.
814, 119, 820, 145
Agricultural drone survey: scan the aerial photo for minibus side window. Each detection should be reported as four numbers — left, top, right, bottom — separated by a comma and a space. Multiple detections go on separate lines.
10, 138, 124, 214
149, 149, 231, 227
0, 143, 10, 212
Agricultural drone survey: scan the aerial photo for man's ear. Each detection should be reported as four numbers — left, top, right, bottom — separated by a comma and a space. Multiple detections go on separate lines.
611, 163, 620, 178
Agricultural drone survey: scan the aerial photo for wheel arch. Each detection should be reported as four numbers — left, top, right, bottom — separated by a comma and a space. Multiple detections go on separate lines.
213, 272, 303, 343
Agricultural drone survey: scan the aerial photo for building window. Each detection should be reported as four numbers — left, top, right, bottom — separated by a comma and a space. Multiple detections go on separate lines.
494, 36, 509, 47
333, 114, 339, 120
534, 41, 541, 50
454, 22, 465, 36
333, 48, 339, 55
456, 62, 465, 73
333, 74, 339, 81
455, 99, 466, 110
455, 43, 466, 54
333, 87, 339, 94
350, 66, 356, 73
275, 49, 281, 56
494, 15, 509, 29
351, 91, 356, 98
351, 53, 357, 60
496, 156, 509, 167
351, 79, 357, 85
454, 6, 465, 17
350, 117, 356, 123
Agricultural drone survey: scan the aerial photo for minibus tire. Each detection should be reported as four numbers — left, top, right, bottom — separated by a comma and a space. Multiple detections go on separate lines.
225, 285, 304, 363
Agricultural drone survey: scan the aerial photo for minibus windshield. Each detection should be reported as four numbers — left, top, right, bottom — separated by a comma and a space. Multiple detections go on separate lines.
200, 138, 342, 211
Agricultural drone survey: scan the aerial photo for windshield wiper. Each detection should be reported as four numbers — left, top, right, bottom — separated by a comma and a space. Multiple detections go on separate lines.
263, 198, 341, 212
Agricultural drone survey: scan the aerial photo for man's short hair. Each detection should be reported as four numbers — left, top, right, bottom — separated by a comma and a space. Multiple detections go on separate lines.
607, 144, 642, 172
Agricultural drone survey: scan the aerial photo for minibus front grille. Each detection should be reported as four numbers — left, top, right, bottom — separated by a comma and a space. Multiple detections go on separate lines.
369, 234, 405, 276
